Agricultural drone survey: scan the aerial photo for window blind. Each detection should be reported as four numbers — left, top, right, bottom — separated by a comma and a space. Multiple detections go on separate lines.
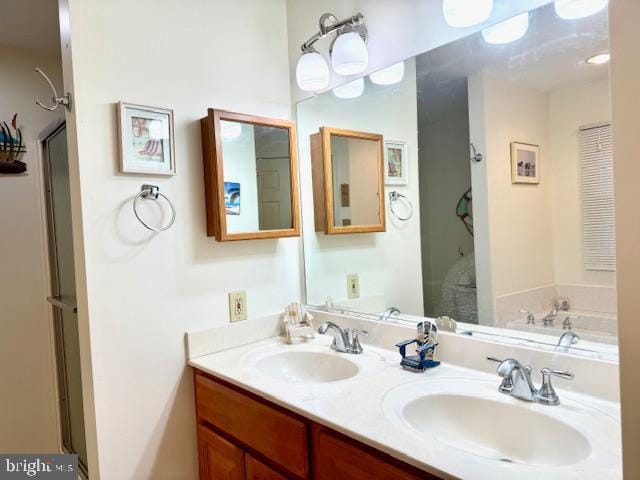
580, 123, 615, 271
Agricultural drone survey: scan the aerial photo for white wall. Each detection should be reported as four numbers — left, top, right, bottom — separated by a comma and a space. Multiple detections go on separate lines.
610, 0, 640, 476
64, 0, 297, 478
298, 59, 423, 314
549, 79, 613, 287
0, 44, 63, 453
286, 0, 551, 103
469, 72, 554, 324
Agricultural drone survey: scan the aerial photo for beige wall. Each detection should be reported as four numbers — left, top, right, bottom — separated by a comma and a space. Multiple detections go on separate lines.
0, 44, 63, 453
549, 79, 614, 287
610, 0, 640, 477
469, 72, 554, 323
64, 0, 296, 478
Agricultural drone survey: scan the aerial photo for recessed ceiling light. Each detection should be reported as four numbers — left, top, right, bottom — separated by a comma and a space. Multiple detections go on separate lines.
481, 12, 530, 45
554, 0, 608, 20
586, 52, 610, 65
443, 0, 493, 28
333, 78, 365, 99
369, 61, 405, 86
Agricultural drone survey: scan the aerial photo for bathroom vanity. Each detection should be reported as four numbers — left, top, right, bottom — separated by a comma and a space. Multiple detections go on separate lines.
188, 315, 621, 480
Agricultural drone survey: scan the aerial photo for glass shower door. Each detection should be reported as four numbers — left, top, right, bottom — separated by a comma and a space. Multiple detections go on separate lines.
43, 124, 88, 477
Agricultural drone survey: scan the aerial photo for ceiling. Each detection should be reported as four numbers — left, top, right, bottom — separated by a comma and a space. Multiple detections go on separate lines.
0, 0, 60, 52
416, 2, 609, 120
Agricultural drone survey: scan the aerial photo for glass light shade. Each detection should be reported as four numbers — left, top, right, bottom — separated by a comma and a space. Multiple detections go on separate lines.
296, 51, 330, 91
331, 31, 369, 76
443, 0, 493, 28
369, 61, 406, 86
554, 0, 608, 19
481, 12, 529, 44
220, 120, 242, 140
333, 78, 365, 99
586, 52, 610, 65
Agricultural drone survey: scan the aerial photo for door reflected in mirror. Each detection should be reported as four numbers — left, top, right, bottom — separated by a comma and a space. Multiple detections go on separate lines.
201, 110, 300, 241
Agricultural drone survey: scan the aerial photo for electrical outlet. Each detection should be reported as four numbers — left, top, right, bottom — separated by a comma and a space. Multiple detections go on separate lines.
228, 291, 247, 322
346, 273, 360, 299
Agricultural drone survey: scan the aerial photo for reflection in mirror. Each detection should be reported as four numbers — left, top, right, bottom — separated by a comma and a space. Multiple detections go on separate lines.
220, 121, 293, 233
201, 110, 300, 241
297, 3, 616, 360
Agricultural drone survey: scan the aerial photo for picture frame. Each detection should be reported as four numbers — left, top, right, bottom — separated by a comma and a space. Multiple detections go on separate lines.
511, 142, 539, 184
384, 140, 408, 186
224, 181, 240, 215
117, 102, 175, 175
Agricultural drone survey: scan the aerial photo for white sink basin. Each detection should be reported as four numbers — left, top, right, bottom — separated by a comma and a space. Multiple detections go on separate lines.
382, 378, 621, 468
255, 351, 359, 383
403, 393, 590, 466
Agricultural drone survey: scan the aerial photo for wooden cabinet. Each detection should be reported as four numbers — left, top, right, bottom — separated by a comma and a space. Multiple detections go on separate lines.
194, 370, 442, 480
197, 426, 245, 480
245, 454, 288, 480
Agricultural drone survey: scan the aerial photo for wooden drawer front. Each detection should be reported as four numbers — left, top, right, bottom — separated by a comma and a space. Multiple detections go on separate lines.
195, 373, 308, 478
245, 454, 288, 480
197, 425, 244, 480
312, 426, 435, 480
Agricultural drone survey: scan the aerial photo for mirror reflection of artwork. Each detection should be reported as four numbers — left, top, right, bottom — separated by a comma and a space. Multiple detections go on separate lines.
511, 142, 540, 184
118, 102, 175, 175
224, 182, 240, 215
385, 141, 408, 185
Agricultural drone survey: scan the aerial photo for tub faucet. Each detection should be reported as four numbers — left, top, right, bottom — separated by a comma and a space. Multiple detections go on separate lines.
318, 321, 368, 354
556, 331, 580, 353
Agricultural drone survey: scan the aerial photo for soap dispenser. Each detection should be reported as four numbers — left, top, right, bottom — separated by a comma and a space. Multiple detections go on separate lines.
395, 320, 440, 372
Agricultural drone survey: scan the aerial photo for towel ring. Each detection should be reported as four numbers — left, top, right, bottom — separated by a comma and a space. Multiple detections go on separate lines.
388, 191, 413, 221
133, 184, 176, 232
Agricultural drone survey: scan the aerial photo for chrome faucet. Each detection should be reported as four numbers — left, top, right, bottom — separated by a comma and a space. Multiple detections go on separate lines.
318, 321, 368, 354
520, 309, 535, 325
541, 298, 570, 327
487, 356, 573, 405
381, 307, 401, 323
556, 331, 580, 353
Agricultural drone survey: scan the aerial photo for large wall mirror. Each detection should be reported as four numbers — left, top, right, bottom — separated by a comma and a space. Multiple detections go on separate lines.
201, 110, 300, 241
297, 2, 616, 360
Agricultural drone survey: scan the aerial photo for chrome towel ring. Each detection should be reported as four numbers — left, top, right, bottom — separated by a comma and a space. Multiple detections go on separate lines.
388, 191, 413, 221
133, 184, 176, 232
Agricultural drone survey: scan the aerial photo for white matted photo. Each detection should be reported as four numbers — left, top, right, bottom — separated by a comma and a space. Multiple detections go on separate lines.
385, 140, 408, 186
118, 102, 175, 175
511, 142, 539, 184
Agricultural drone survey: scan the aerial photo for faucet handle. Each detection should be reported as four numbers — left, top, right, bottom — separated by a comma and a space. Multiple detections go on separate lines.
349, 329, 368, 354
537, 368, 574, 406
520, 309, 536, 325
486, 356, 503, 363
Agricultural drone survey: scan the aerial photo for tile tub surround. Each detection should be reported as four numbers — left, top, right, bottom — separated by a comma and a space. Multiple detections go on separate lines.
187, 312, 621, 479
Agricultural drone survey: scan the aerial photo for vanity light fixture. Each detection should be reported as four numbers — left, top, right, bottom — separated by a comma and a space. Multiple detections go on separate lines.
369, 61, 406, 86
586, 52, 610, 65
295, 12, 368, 91
554, 0, 608, 20
481, 12, 530, 45
442, 0, 493, 28
332, 78, 365, 99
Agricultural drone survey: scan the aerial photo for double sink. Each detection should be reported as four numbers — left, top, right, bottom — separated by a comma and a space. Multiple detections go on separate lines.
237, 335, 620, 474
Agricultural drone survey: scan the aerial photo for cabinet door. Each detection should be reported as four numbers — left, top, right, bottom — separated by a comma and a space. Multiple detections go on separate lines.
245, 454, 287, 480
197, 425, 245, 480
313, 425, 434, 480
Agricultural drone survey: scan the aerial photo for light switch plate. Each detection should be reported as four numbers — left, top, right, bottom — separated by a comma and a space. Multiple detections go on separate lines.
346, 273, 360, 299
228, 291, 247, 322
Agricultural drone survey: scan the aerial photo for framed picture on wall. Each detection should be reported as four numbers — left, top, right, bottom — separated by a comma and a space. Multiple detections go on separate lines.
511, 142, 540, 184
384, 140, 408, 186
117, 102, 175, 175
224, 182, 240, 215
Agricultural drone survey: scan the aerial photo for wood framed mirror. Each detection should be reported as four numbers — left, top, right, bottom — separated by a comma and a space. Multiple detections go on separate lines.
201, 109, 300, 241
311, 127, 386, 234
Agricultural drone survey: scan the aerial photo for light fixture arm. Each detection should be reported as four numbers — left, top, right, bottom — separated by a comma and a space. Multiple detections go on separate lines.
301, 12, 366, 52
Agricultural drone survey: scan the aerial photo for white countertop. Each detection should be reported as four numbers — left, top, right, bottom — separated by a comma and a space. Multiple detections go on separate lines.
188, 334, 621, 480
